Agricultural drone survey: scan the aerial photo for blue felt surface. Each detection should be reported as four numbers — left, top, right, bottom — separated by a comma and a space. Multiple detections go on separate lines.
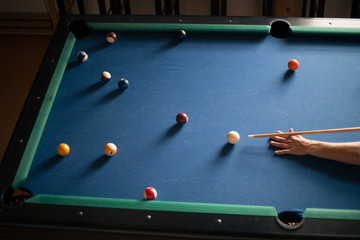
23, 31, 360, 213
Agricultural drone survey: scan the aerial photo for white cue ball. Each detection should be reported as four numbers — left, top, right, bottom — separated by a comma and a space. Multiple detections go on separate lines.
227, 131, 240, 144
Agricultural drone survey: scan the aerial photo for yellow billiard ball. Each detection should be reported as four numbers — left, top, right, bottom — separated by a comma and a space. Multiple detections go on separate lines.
57, 143, 70, 156
227, 131, 240, 144
104, 143, 117, 156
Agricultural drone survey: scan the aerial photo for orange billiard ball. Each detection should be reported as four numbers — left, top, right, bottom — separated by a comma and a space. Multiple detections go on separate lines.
288, 59, 299, 71
104, 143, 117, 156
57, 143, 70, 156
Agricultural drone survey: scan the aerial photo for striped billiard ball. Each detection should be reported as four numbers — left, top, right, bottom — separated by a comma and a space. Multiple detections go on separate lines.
118, 78, 129, 90
143, 187, 157, 200
76, 51, 88, 62
104, 143, 117, 156
100, 71, 111, 83
106, 32, 117, 43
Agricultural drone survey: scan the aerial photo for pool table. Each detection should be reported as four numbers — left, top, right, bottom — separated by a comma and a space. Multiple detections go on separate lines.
1, 15, 360, 239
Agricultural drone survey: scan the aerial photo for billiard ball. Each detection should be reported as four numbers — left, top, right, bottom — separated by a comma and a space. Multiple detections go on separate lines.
227, 131, 240, 144
100, 71, 111, 83
143, 187, 157, 200
104, 143, 117, 156
106, 32, 117, 43
176, 113, 188, 125
176, 30, 186, 40
118, 78, 129, 90
57, 143, 70, 156
288, 59, 299, 71
76, 51, 88, 62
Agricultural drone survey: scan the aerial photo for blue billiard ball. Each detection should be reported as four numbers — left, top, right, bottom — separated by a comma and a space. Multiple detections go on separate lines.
76, 51, 88, 62
100, 71, 111, 83
118, 78, 129, 90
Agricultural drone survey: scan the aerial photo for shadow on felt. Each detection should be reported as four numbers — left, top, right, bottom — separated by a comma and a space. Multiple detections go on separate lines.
158, 39, 183, 52
40, 155, 63, 170
76, 82, 104, 98
213, 143, 235, 164
86, 42, 110, 54
94, 88, 126, 105
66, 61, 82, 71
80, 155, 111, 178
30, 154, 63, 176
89, 155, 111, 169
219, 143, 235, 157
282, 70, 295, 82
157, 124, 183, 144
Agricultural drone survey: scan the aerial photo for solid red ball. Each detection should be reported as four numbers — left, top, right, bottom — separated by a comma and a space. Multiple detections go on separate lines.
288, 59, 299, 71
176, 113, 188, 125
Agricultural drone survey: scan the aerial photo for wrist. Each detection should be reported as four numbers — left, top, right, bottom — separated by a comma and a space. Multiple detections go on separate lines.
306, 140, 321, 156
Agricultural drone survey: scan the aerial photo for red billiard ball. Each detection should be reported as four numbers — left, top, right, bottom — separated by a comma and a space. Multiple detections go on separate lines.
288, 59, 299, 71
106, 32, 117, 43
176, 113, 188, 125
143, 187, 157, 200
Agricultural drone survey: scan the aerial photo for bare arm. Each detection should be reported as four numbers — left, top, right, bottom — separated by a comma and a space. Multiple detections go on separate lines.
270, 129, 360, 166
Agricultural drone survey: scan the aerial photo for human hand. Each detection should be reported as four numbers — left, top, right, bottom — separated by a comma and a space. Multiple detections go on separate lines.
270, 128, 313, 155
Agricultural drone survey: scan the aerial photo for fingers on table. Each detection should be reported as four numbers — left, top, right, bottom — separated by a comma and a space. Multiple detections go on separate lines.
270, 140, 293, 155
270, 135, 291, 143
274, 149, 292, 155
270, 129, 295, 155
270, 141, 289, 149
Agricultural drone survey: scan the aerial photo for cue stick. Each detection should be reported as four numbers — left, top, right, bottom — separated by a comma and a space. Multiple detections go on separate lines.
248, 127, 360, 138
